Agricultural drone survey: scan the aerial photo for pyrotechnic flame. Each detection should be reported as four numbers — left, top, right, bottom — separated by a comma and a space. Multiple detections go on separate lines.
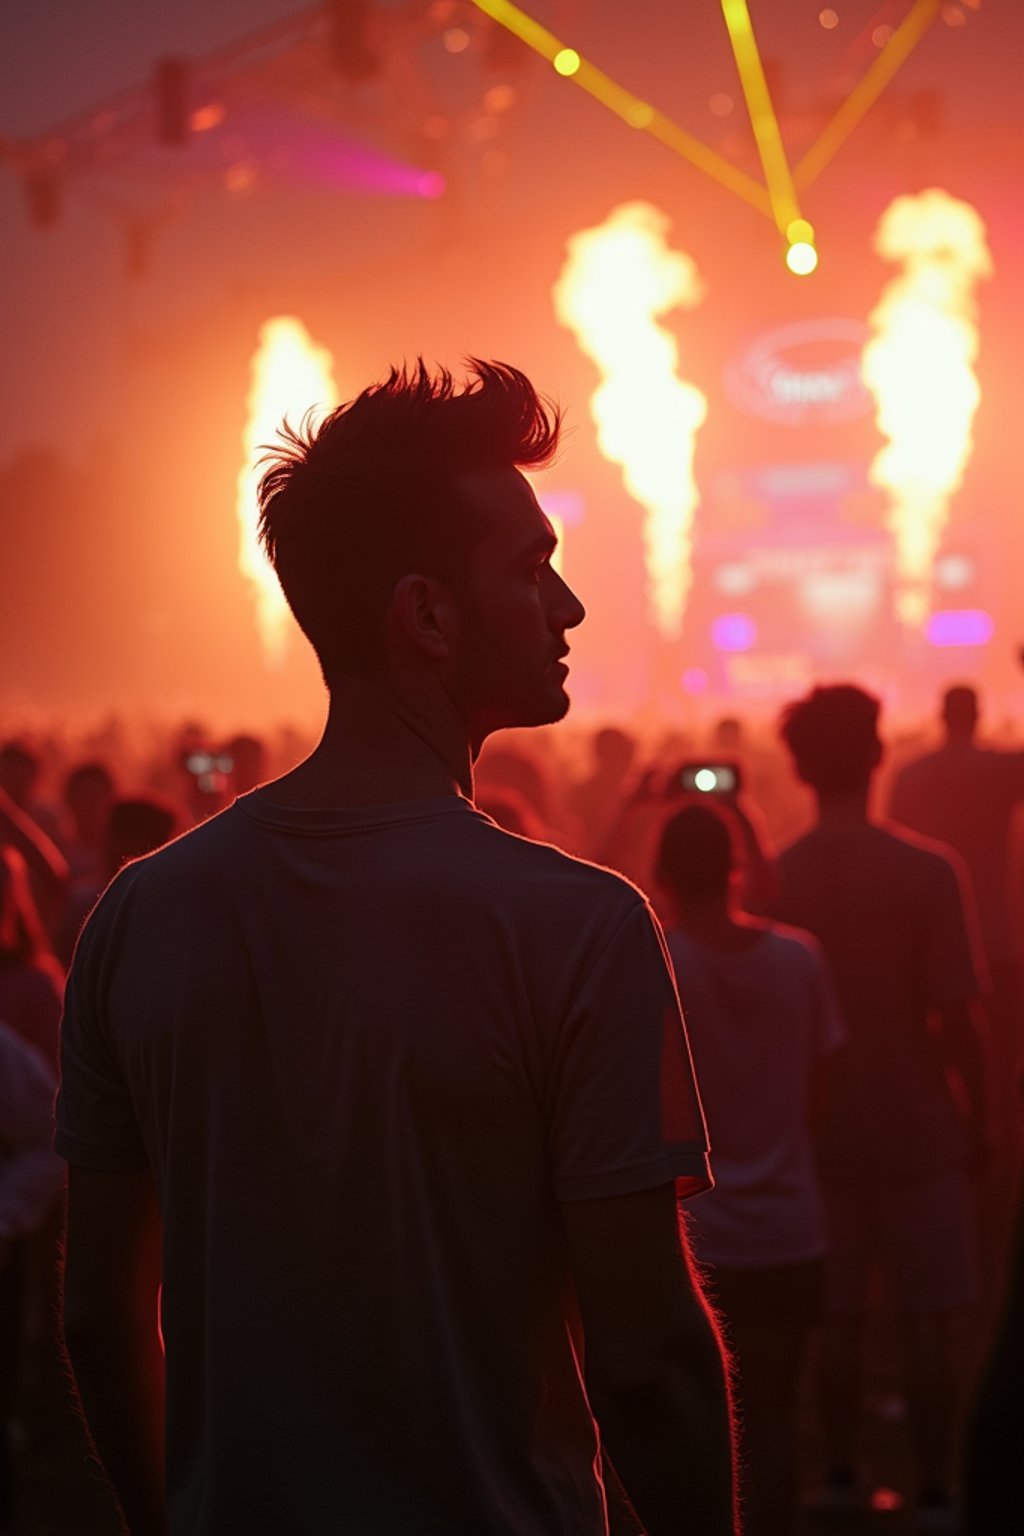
553, 202, 707, 638
237, 317, 338, 666
862, 189, 991, 627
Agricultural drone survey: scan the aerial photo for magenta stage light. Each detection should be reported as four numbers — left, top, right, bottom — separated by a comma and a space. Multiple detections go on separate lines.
925, 609, 993, 648
711, 613, 757, 652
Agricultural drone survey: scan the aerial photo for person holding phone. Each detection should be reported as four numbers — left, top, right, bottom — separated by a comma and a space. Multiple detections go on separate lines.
657, 799, 844, 1536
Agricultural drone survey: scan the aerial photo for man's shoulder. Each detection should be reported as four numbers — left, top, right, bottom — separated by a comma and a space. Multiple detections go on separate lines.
757, 920, 825, 965
873, 818, 963, 874
76, 805, 245, 935
780, 819, 961, 883
467, 815, 649, 916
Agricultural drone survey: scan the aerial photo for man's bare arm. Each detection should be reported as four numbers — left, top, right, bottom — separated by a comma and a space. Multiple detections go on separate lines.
562, 1182, 739, 1536
61, 1164, 167, 1536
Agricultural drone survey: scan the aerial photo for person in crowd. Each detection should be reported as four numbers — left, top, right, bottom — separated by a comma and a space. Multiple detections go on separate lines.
57, 797, 181, 968
57, 360, 737, 1536
0, 780, 69, 939
0, 743, 60, 843
657, 800, 845, 1536
888, 683, 1024, 1172
962, 1169, 1024, 1533
567, 726, 638, 856
773, 684, 989, 1533
0, 848, 63, 1071
60, 761, 116, 888
598, 755, 778, 916
0, 1021, 64, 1535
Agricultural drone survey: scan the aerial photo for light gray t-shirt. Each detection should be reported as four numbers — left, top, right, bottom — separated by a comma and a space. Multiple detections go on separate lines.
667, 925, 845, 1268
57, 792, 710, 1536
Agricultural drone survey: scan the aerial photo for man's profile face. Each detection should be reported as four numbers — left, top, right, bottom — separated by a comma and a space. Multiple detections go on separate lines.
448, 467, 585, 743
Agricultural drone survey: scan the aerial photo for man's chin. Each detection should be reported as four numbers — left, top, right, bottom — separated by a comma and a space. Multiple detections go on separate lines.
480, 684, 572, 738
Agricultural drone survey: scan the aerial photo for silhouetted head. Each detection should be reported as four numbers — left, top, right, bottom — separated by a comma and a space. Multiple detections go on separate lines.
711, 716, 744, 753
656, 802, 738, 909
64, 760, 116, 843
592, 726, 636, 778
779, 683, 882, 797
941, 684, 978, 743
0, 740, 41, 809
257, 359, 585, 739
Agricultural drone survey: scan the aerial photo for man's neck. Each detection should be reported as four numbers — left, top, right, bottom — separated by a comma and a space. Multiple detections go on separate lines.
814, 787, 871, 826
258, 676, 474, 810
674, 901, 763, 953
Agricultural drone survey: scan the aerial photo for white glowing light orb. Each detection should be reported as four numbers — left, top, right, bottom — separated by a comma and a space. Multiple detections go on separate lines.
694, 769, 718, 792
786, 241, 819, 276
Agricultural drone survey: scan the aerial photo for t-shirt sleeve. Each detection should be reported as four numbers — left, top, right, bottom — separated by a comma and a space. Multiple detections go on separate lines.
921, 851, 985, 1006
545, 900, 711, 1204
54, 900, 149, 1171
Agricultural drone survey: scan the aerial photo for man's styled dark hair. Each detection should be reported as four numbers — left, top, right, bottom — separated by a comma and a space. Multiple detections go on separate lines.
257, 358, 561, 681
779, 683, 881, 795
656, 802, 737, 906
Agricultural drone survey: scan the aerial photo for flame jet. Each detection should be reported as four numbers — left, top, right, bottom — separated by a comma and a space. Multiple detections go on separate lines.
237, 317, 339, 666
554, 202, 707, 638
862, 189, 991, 628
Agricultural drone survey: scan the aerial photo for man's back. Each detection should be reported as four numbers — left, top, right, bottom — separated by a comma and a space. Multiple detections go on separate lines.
775, 821, 980, 1181
58, 792, 709, 1535
888, 743, 1024, 965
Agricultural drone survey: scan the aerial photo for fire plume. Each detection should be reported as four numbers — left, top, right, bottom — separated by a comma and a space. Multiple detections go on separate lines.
554, 202, 707, 638
237, 317, 339, 665
862, 189, 991, 627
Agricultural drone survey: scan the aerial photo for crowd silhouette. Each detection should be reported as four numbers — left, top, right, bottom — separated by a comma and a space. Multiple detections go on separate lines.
0, 678, 1021, 1533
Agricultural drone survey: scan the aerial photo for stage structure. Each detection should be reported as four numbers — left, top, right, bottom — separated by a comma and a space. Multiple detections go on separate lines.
2, 2, 1004, 720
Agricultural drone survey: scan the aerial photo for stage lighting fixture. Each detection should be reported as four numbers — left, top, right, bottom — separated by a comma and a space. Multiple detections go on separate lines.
327, 0, 381, 83
154, 58, 190, 145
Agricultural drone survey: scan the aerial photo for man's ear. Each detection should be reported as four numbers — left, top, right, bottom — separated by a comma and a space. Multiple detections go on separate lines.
390, 572, 457, 661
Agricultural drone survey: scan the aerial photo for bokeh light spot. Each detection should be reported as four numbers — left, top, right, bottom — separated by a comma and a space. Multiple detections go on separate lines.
712, 613, 757, 652
786, 240, 819, 276
553, 48, 581, 76
925, 609, 993, 647
417, 170, 446, 199
681, 667, 710, 695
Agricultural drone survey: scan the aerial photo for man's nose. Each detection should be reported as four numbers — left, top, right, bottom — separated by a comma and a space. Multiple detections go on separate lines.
555, 572, 586, 630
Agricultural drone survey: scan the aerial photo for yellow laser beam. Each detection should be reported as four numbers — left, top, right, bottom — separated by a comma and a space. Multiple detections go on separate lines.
468, 0, 771, 216
794, 0, 941, 191
720, 0, 802, 236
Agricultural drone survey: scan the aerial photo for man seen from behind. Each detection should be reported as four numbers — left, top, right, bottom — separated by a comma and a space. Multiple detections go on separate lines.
56, 361, 736, 1536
